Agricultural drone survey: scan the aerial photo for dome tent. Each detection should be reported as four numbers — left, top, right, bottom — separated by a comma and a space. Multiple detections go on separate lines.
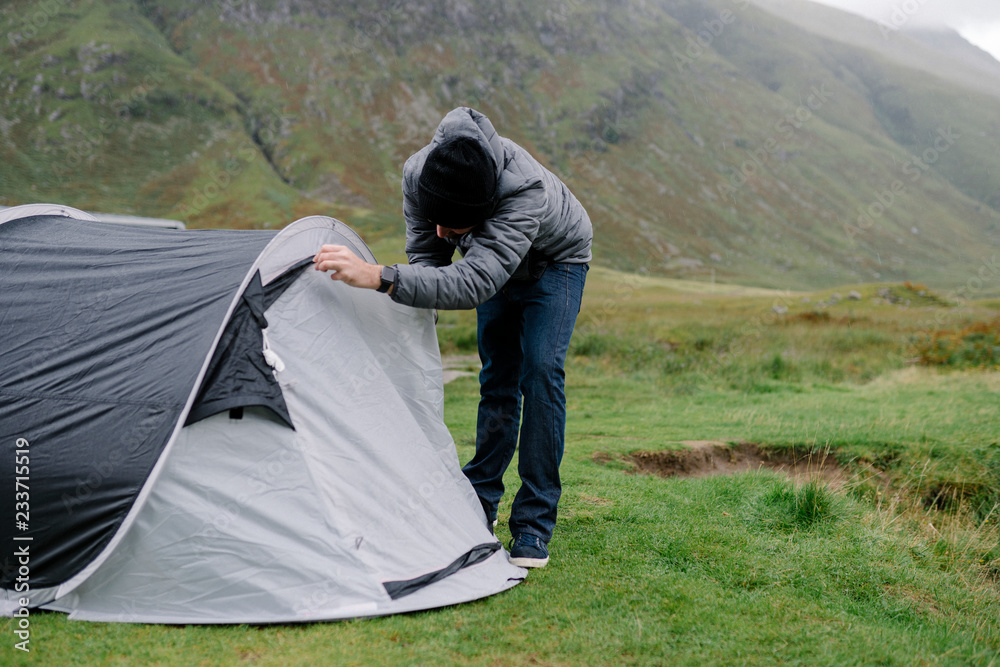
0, 205, 524, 624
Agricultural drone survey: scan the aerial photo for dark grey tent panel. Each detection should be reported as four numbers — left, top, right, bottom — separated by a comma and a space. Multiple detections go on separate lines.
0, 215, 276, 588
186, 261, 311, 428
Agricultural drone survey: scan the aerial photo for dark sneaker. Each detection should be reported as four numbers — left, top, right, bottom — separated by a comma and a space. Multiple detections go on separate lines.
509, 533, 549, 568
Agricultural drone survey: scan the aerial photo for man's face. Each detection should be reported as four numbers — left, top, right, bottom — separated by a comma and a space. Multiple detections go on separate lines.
435, 224, 475, 240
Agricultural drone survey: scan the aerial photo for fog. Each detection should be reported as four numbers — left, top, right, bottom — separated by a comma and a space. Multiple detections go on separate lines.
805, 0, 1000, 60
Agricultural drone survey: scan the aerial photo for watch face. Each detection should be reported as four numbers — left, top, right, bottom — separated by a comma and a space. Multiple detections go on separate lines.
379, 265, 396, 292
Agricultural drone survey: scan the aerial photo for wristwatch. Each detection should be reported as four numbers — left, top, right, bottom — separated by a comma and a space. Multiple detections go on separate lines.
377, 264, 397, 293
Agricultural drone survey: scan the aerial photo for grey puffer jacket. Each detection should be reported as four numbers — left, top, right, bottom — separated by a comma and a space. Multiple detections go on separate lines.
389, 107, 592, 310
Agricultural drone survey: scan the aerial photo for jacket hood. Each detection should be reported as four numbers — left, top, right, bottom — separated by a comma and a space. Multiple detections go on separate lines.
429, 107, 504, 182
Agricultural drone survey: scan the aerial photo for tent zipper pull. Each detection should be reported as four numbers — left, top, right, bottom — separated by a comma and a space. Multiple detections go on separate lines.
261, 328, 286, 373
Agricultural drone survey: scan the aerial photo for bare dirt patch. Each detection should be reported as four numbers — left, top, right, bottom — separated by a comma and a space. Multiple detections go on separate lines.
578, 493, 613, 506
441, 354, 480, 384
597, 441, 848, 488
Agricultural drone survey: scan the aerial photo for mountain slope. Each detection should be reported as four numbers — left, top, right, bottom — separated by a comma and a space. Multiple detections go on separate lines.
905, 28, 1000, 84
750, 0, 1000, 102
2, 0, 998, 290
0, 0, 331, 227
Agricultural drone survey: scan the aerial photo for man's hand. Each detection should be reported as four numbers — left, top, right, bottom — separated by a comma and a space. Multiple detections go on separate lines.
313, 245, 382, 290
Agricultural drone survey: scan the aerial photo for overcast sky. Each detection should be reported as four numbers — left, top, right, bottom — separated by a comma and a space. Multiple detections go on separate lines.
808, 0, 1000, 62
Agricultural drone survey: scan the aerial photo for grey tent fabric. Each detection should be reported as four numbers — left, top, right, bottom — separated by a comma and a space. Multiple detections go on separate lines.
0, 215, 275, 589
0, 209, 525, 623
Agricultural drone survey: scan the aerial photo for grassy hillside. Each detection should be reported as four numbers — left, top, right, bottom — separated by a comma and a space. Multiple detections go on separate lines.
2, 0, 999, 289
746, 0, 1000, 209
0, 0, 338, 227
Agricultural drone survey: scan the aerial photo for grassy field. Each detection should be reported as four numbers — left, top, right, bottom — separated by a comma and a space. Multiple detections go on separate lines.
4, 268, 1000, 665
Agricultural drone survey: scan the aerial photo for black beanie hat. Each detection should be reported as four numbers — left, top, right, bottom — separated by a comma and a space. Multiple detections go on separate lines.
417, 136, 497, 229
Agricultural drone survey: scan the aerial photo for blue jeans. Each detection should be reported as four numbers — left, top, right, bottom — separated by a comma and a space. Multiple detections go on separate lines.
462, 262, 588, 543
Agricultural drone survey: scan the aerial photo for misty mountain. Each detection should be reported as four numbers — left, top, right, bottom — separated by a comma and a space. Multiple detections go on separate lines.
2, 0, 998, 289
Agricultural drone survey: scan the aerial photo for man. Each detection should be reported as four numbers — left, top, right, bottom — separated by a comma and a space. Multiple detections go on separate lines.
313, 107, 592, 568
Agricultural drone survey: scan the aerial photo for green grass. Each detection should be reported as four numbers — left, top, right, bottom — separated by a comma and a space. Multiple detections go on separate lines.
4, 271, 999, 665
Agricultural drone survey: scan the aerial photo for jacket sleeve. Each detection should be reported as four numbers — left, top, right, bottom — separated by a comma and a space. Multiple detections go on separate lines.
391, 179, 546, 310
